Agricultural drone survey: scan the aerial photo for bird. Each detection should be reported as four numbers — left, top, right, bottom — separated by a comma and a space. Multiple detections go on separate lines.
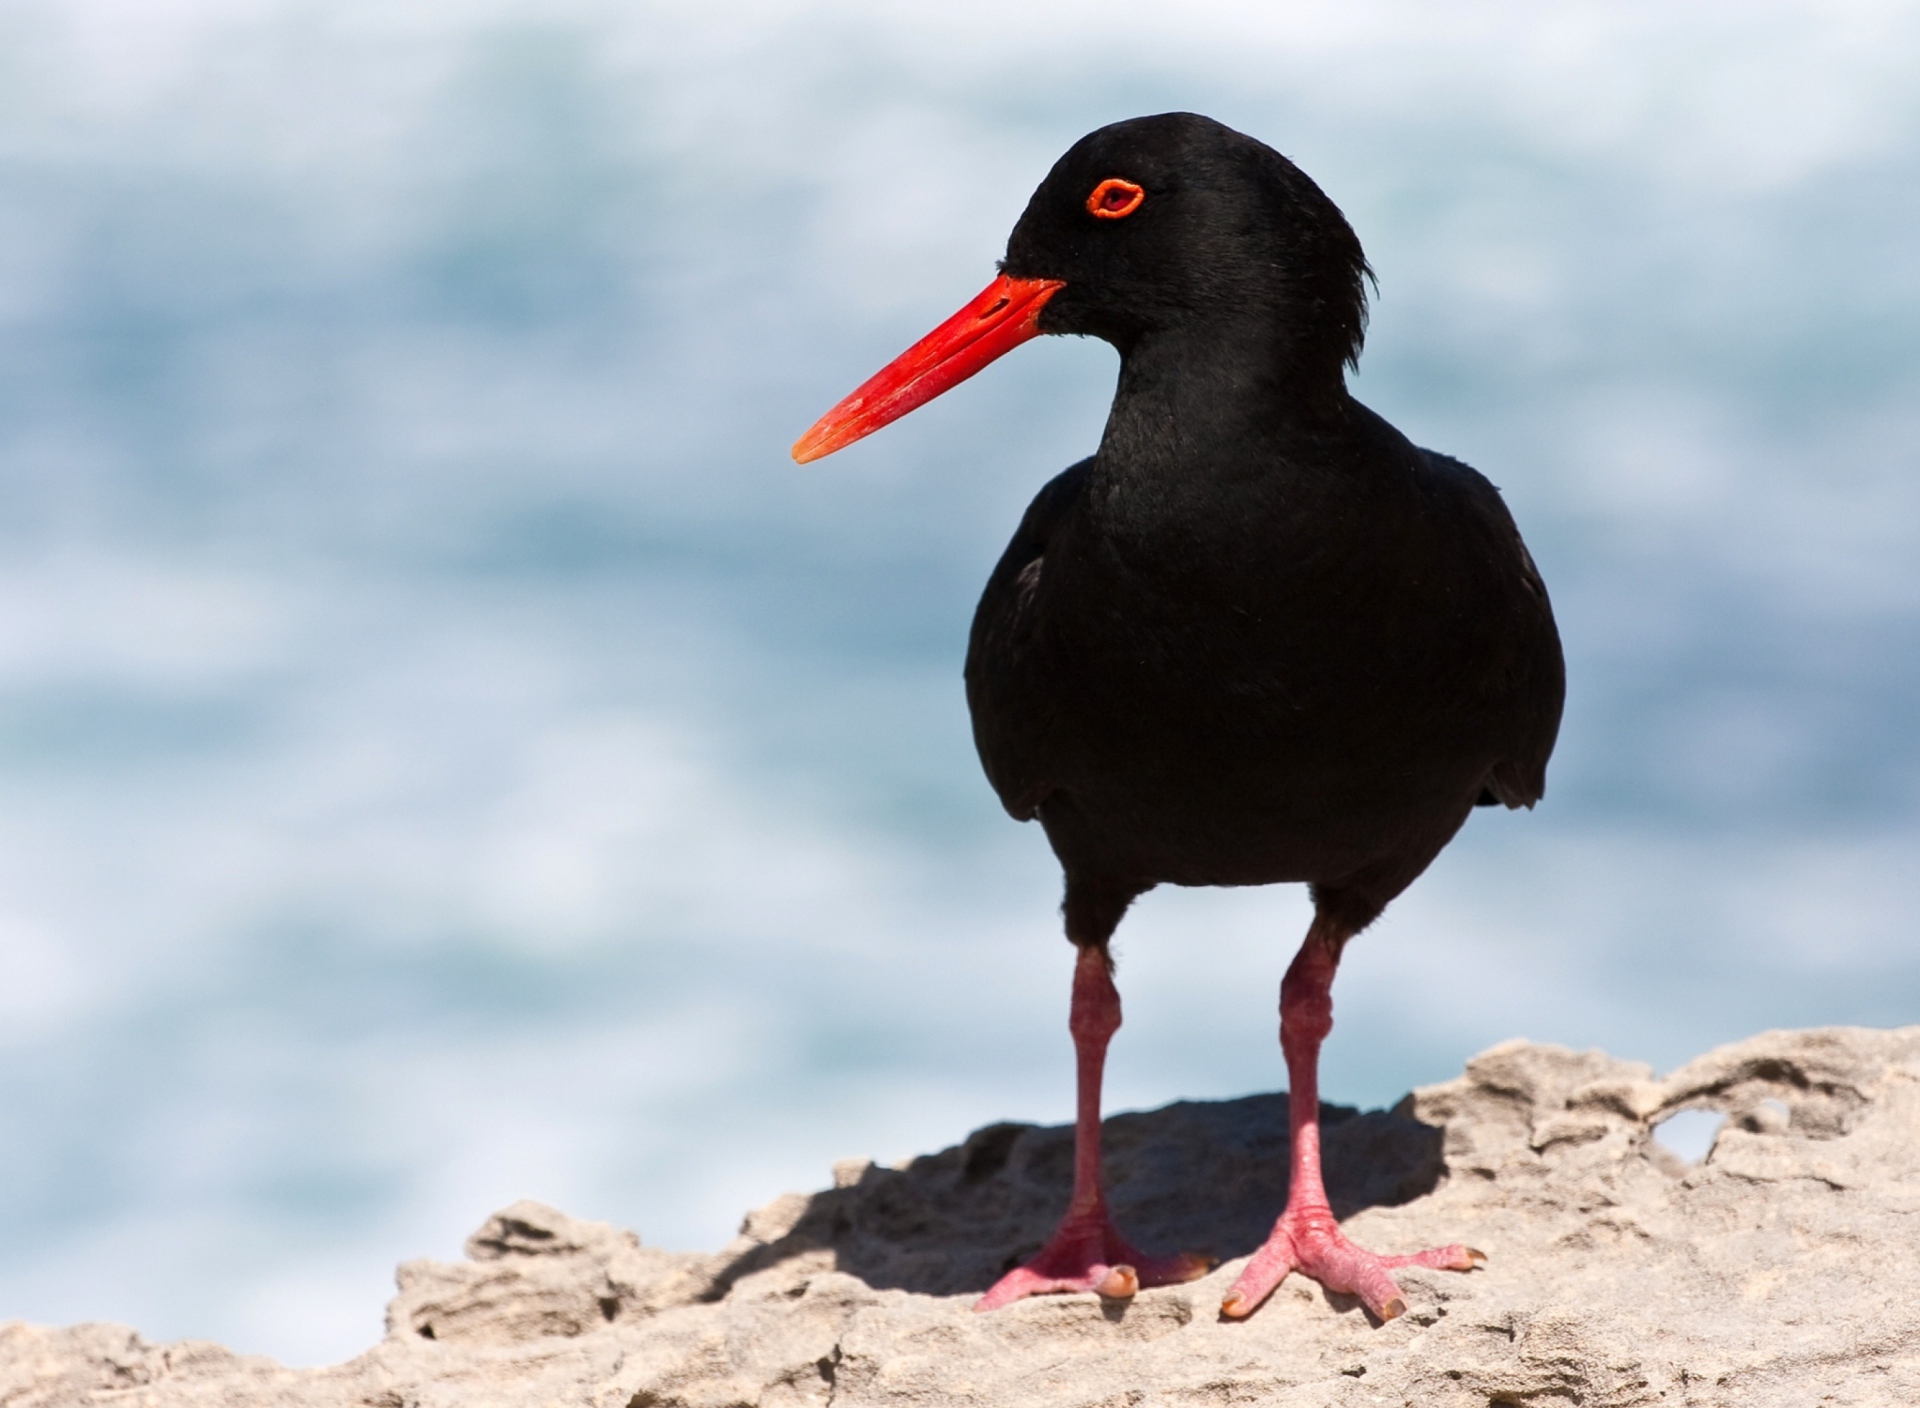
791, 112, 1564, 1323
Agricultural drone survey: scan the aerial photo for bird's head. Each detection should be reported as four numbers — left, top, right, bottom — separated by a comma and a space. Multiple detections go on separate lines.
793, 113, 1369, 464
1006, 113, 1368, 364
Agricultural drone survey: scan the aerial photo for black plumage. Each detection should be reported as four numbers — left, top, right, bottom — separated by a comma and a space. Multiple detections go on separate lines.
967, 113, 1561, 943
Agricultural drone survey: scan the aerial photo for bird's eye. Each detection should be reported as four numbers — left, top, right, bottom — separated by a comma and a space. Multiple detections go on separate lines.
1086, 178, 1145, 220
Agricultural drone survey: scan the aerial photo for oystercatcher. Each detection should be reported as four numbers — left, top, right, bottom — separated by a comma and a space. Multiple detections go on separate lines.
793, 113, 1564, 1322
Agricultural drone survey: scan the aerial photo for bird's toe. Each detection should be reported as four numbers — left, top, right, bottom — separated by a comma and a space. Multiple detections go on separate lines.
1094, 1264, 1138, 1299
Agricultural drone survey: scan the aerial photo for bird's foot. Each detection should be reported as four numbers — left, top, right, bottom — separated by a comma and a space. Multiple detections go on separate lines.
1219, 1207, 1483, 1323
974, 1207, 1214, 1311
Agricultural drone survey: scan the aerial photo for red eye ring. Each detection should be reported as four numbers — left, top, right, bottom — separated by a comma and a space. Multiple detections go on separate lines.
1086, 178, 1145, 220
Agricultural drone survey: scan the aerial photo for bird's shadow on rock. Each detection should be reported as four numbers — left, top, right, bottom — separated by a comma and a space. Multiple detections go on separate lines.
706, 1093, 1443, 1300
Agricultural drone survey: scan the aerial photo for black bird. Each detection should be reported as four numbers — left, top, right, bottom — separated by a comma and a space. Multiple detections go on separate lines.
793, 113, 1563, 1322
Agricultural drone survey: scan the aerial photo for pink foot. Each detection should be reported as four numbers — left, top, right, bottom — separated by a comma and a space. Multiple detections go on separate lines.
975, 1207, 1214, 1311
1219, 1206, 1483, 1322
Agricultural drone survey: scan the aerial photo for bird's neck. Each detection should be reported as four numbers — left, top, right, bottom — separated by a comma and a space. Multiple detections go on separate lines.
1094, 323, 1353, 486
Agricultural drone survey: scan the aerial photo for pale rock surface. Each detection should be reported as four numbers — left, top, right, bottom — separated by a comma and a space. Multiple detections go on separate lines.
7, 1026, 1920, 1406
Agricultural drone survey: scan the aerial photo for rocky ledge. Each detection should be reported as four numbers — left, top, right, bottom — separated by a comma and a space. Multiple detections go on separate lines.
7, 1026, 1920, 1407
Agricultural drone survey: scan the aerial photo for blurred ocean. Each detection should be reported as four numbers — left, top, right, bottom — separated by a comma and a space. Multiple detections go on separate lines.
0, 0, 1915, 1365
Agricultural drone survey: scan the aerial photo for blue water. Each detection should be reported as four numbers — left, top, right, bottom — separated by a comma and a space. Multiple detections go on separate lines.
0, 1, 1916, 1365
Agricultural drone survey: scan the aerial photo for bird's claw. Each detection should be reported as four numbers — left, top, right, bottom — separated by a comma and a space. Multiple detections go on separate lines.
1093, 1264, 1139, 1299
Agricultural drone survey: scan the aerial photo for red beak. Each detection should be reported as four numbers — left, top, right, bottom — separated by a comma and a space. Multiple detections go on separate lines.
792, 273, 1066, 463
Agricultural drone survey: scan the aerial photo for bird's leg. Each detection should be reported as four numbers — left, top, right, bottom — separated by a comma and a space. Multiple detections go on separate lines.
1220, 917, 1483, 1322
975, 944, 1212, 1311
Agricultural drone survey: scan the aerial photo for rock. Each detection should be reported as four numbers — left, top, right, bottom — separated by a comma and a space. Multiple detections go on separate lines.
388, 1201, 724, 1344
8, 1026, 1920, 1406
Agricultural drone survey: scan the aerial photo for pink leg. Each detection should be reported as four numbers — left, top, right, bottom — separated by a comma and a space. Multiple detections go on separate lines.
975, 945, 1213, 1311
1221, 917, 1484, 1322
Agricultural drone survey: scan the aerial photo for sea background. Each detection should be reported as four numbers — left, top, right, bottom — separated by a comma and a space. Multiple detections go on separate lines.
0, 0, 1916, 1365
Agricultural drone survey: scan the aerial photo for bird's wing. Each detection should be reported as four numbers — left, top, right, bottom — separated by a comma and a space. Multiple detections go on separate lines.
964, 458, 1094, 821
1422, 451, 1566, 812
1480, 522, 1562, 809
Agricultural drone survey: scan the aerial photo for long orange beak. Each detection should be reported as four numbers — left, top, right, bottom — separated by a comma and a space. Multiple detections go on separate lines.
791, 273, 1065, 463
